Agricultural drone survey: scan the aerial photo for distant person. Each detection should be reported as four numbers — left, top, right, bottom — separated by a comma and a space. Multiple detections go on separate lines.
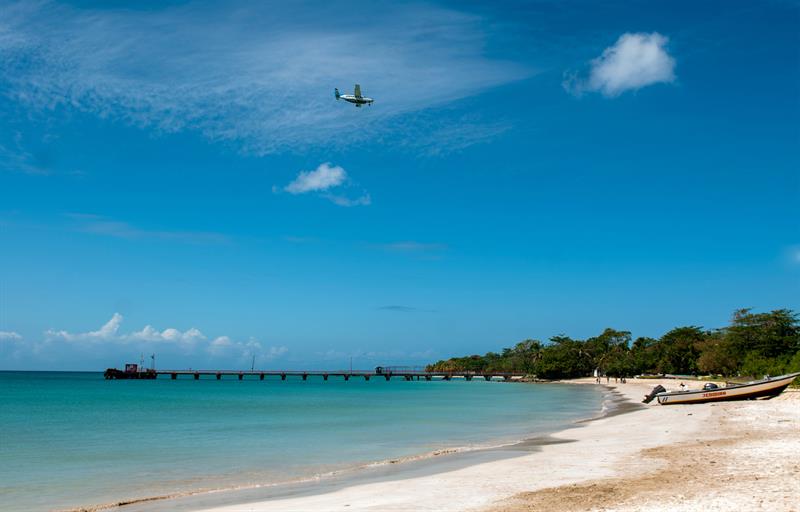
606, 375, 610, 383
679, 382, 687, 391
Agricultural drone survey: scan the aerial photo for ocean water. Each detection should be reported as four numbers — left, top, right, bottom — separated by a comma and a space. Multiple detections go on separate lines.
0, 371, 604, 511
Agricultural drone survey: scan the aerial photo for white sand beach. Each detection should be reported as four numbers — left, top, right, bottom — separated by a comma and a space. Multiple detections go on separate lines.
195, 378, 800, 512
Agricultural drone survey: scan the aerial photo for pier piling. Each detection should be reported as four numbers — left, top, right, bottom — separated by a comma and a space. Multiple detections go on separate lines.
105, 368, 524, 382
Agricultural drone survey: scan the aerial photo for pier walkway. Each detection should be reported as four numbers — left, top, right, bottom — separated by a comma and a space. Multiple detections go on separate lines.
103, 368, 527, 381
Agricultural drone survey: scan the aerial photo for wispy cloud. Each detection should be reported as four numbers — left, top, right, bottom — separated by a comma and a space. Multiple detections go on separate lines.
283, 235, 318, 244
379, 241, 447, 253
324, 192, 371, 207
0, 132, 50, 175
785, 245, 800, 266
316, 348, 437, 364
564, 32, 676, 97
278, 163, 370, 207
377, 305, 435, 313
66, 213, 229, 244
0, 331, 22, 340
0, 1, 528, 154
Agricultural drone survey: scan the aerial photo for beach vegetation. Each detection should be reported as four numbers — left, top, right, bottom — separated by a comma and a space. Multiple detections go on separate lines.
427, 308, 800, 379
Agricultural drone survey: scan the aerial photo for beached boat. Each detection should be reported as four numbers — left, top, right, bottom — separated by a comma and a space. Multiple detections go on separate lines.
643, 372, 800, 405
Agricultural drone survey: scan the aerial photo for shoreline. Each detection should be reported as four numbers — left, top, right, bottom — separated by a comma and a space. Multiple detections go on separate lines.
181, 378, 798, 512
112, 383, 612, 512
488, 380, 800, 512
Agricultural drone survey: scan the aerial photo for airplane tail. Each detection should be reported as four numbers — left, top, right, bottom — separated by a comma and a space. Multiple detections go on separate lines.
334, 88, 340, 100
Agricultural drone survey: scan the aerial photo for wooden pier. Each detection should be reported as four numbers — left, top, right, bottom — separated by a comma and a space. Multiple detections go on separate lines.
103, 368, 526, 382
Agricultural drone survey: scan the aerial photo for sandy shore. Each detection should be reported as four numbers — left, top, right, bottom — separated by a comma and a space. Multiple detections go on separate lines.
196, 378, 800, 512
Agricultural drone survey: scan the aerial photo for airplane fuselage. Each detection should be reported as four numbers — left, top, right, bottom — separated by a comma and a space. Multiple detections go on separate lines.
339, 95, 373, 106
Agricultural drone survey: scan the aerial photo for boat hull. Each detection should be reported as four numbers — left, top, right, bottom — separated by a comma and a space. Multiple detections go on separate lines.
656, 373, 799, 405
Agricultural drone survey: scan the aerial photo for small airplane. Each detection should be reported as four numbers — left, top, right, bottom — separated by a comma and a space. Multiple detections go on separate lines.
335, 84, 374, 107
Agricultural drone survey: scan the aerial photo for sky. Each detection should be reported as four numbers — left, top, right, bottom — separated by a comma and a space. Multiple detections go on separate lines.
1, 0, 798, 371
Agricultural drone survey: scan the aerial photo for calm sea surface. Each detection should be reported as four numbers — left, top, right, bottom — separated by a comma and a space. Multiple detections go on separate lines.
0, 371, 604, 511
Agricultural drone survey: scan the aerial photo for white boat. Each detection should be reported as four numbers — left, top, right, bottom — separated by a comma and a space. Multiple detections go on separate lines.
642, 372, 800, 405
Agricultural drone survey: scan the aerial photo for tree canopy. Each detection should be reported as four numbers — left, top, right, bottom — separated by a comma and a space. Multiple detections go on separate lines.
426, 308, 800, 379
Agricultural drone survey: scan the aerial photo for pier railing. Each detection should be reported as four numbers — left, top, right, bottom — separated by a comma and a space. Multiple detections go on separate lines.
103, 368, 527, 382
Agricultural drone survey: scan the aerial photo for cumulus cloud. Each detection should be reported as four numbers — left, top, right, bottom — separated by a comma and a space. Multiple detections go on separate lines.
45, 313, 204, 345
0, 331, 22, 340
0, 0, 528, 154
128, 325, 206, 344
45, 312, 124, 342
285, 163, 346, 194
564, 32, 676, 97
280, 162, 370, 207
41, 313, 287, 364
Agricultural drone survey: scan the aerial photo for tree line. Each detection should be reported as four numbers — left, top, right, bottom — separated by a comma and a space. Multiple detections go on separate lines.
426, 309, 800, 379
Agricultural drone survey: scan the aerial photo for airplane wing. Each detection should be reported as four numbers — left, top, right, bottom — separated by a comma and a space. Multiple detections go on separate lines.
354, 84, 362, 98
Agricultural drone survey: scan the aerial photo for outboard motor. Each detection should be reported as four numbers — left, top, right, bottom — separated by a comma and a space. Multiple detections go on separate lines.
702, 382, 719, 391
642, 384, 666, 404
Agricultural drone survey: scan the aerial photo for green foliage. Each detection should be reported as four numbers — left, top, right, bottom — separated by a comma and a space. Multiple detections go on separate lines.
426, 308, 800, 379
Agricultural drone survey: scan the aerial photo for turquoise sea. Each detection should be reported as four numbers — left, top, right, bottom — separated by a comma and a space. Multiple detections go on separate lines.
0, 371, 604, 511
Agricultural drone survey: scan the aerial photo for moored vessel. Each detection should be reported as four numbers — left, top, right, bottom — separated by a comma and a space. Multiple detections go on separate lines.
643, 372, 799, 405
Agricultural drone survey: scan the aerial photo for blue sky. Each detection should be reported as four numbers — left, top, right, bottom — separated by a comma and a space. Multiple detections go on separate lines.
1, 0, 798, 371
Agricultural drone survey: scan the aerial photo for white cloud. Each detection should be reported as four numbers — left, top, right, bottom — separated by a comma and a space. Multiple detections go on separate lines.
0, 1, 528, 154
281, 162, 371, 207
208, 335, 234, 354
285, 163, 346, 194
45, 312, 123, 342
38, 313, 288, 365
0, 331, 22, 340
46, 313, 207, 345
129, 325, 206, 344
565, 32, 676, 97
